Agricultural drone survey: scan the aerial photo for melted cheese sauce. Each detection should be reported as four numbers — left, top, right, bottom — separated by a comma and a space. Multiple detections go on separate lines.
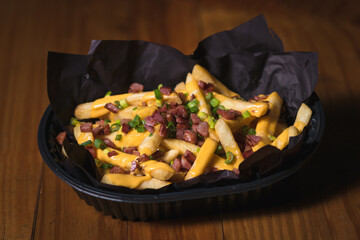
101, 173, 152, 189
77, 132, 94, 145
96, 148, 137, 171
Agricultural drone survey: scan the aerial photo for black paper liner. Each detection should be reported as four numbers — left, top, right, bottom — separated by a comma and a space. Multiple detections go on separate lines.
47, 15, 318, 193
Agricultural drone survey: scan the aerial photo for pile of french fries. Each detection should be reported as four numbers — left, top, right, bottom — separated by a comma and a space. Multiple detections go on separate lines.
65, 64, 312, 190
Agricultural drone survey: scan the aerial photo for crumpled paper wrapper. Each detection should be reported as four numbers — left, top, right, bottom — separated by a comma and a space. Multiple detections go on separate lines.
47, 15, 318, 193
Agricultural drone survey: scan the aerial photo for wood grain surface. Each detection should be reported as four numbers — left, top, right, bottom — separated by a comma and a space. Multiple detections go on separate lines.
1, 0, 360, 239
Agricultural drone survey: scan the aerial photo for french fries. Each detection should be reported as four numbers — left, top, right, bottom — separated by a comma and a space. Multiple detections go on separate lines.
64, 65, 313, 190
215, 118, 244, 168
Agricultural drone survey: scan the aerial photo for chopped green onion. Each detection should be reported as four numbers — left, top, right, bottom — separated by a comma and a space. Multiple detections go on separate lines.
217, 105, 226, 110
205, 92, 213, 101
133, 107, 138, 111
167, 121, 176, 129
103, 149, 110, 155
225, 151, 234, 164
189, 106, 199, 113
269, 135, 276, 141
187, 100, 197, 109
136, 125, 146, 133
215, 144, 223, 155
170, 160, 174, 166
210, 98, 220, 108
104, 91, 112, 97
197, 112, 208, 121
158, 84, 163, 89
80, 140, 92, 146
119, 99, 129, 109
209, 118, 217, 129
184, 92, 189, 96
115, 134, 122, 141
115, 119, 121, 124
70, 117, 80, 126
149, 133, 153, 137
94, 138, 106, 150
242, 110, 251, 119
110, 123, 121, 133
95, 159, 102, 165
193, 99, 199, 105
196, 147, 200, 152
248, 128, 256, 135
101, 163, 114, 169
114, 100, 120, 108
149, 155, 154, 160
129, 115, 141, 128
154, 88, 162, 100
104, 119, 111, 124
156, 99, 163, 107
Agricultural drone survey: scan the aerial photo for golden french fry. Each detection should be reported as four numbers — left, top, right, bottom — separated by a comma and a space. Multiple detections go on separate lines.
74, 102, 93, 119
141, 160, 175, 181
252, 92, 283, 152
96, 148, 138, 171
223, 116, 255, 133
174, 81, 186, 93
185, 138, 218, 180
209, 155, 233, 171
215, 118, 244, 168
270, 126, 299, 150
138, 126, 162, 156
160, 139, 198, 155
73, 124, 94, 145
186, 73, 212, 115
274, 120, 288, 137
160, 149, 180, 164
192, 64, 239, 98
294, 103, 312, 133
101, 173, 170, 189
213, 92, 269, 118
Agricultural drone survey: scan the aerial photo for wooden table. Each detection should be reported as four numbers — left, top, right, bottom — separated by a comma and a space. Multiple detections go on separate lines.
1, 0, 360, 239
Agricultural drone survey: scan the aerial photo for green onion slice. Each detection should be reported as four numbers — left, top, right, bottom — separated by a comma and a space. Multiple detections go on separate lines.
197, 112, 208, 120
248, 128, 256, 135
225, 151, 234, 164
156, 99, 163, 107
158, 84, 163, 90
154, 88, 162, 100
114, 100, 121, 108
104, 91, 112, 97
119, 99, 129, 109
217, 105, 226, 110
242, 110, 251, 119
80, 140, 92, 146
101, 163, 114, 169
269, 135, 276, 141
110, 123, 121, 133
70, 117, 80, 126
205, 92, 213, 101
210, 98, 220, 108
103, 149, 110, 155
133, 107, 138, 111
189, 106, 199, 113
94, 138, 106, 150
115, 134, 122, 141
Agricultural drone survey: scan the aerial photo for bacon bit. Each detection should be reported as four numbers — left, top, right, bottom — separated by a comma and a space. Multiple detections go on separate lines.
197, 80, 214, 93
121, 119, 131, 125
183, 130, 197, 144
181, 156, 192, 170
243, 150, 253, 159
104, 102, 119, 113
151, 150, 164, 159
103, 124, 110, 135
190, 113, 201, 125
80, 122, 92, 132
103, 138, 116, 148
137, 154, 150, 163
195, 121, 209, 137
196, 139, 204, 147
56, 131, 66, 145
85, 145, 96, 158
142, 101, 147, 106
159, 124, 167, 137
178, 92, 187, 104
96, 120, 106, 127
109, 166, 126, 174
170, 102, 179, 109
107, 150, 118, 157
175, 105, 188, 119
183, 149, 196, 163
121, 123, 130, 134
191, 124, 198, 132
123, 147, 137, 155
246, 135, 262, 147
133, 151, 140, 156
92, 126, 101, 137
144, 125, 154, 133
172, 158, 181, 172
217, 109, 238, 120
160, 86, 171, 96
176, 128, 185, 140
165, 113, 175, 123
158, 104, 168, 113
130, 160, 139, 172
152, 110, 165, 124
128, 83, 144, 93
144, 116, 157, 127
176, 116, 189, 125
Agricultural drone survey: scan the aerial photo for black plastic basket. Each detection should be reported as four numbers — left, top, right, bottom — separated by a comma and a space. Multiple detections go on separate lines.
38, 93, 324, 221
